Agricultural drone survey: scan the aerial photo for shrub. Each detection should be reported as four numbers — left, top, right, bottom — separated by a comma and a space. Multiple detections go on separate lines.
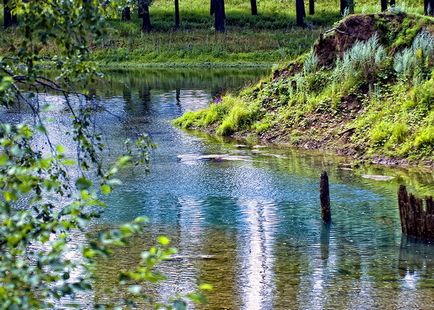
414, 126, 434, 148
394, 30, 434, 80
303, 51, 319, 75
334, 34, 386, 90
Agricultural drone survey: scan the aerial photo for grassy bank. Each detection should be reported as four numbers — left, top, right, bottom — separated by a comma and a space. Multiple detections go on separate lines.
174, 13, 434, 166
0, 0, 425, 66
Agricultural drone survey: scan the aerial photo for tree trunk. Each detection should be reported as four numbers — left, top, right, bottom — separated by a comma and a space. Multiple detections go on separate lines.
214, 0, 225, 32
295, 0, 305, 27
309, 0, 314, 15
390, 0, 395, 7
251, 0, 258, 15
210, 0, 215, 15
302, 0, 306, 17
340, 0, 348, 15
348, 0, 355, 13
174, 0, 180, 28
3, 0, 18, 29
381, 0, 388, 11
122, 7, 131, 21
139, 2, 152, 32
425, 0, 434, 15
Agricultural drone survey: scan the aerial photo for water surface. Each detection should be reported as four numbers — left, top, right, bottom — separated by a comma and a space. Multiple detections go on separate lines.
4, 68, 434, 309
91, 69, 434, 309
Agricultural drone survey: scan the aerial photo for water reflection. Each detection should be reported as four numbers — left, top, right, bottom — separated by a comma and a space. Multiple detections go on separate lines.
237, 199, 276, 310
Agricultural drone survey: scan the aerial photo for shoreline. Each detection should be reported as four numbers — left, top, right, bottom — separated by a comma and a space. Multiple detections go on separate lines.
184, 126, 434, 170
95, 61, 275, 69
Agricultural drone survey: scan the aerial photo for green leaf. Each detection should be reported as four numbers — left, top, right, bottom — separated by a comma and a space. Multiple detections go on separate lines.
199, 283, 213, 291
157, 236, 170, 246
100, 184, 111, 194
0, 154, 8, 166
75, 177, 93, 190
56, 145, 65, 154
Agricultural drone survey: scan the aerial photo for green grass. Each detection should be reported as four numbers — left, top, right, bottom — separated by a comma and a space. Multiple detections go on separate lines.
174, 12, 434, 164
0, 0, 426, 66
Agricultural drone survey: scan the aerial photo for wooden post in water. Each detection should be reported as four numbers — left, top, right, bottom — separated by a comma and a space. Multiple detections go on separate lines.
320, 172, 331, 224
398, 185, 434, 240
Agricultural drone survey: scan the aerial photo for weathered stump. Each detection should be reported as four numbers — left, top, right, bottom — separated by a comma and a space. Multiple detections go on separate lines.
320, 171, 331, 223
398, 185, 434, 240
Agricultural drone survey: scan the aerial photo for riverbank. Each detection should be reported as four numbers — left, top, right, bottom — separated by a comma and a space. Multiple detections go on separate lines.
174, 13, 434, 168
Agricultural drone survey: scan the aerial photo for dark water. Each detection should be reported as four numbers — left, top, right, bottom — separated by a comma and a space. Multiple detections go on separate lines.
4, 68, 434, 309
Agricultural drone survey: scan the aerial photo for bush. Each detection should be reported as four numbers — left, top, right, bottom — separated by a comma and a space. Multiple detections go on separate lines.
394, 30, 434, 80
334, 34, 386, 90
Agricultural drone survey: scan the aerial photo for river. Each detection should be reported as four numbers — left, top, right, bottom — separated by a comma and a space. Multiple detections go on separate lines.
4, 68, 434, 309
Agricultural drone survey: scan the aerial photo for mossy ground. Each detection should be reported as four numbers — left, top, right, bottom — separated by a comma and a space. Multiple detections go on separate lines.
174, 13, 434, 166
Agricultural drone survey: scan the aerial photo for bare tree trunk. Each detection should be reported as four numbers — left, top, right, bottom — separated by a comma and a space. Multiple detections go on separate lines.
139, 1, 152, 32
381, 0, 388, 11
295, 0, 305, 27
210, 0, 215, 15
3, 0, 18, 29
348, 0, 355, 13
174, 0, 180, 28
309, 0, 314, 15
425, 0, 434, 15
340, 0, 348, 15
122, 7, 131, 21
251, 0, 258, 15
390, 0, 396, 7
214, 0, 225, 32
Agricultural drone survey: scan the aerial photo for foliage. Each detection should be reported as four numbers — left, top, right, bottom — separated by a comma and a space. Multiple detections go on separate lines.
333, 34, 386, 91
394, 30, 434, 80
0, 0, 209, 309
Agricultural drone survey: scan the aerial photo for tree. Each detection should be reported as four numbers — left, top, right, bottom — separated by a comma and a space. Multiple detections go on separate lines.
296, 0, 305, 27
210, 0, 215, 15
175, 0, 180, 29
309, 0, 314, 15
251, 0, 258, 15
381, 0, 388, 11
211, 0, 225, 32
0, 0, 209, 308
3, 0, 18, 28
138, 0, 152, 32
425, 0, 434, 15
122, 6, 131, 21
340, 0, 348, 15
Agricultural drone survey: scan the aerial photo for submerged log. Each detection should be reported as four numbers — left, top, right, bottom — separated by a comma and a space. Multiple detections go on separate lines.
398, 185, 434, 240
320, 172, 331, 224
